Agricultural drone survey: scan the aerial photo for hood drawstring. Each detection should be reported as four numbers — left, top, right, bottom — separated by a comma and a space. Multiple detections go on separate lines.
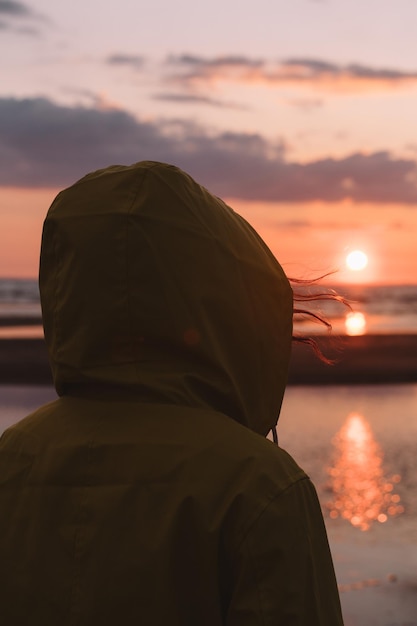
272, 426, 278, 446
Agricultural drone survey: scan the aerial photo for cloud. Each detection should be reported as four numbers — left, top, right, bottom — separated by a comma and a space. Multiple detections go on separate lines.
1, 96, 416, 204
301, 58, 415, 87
0, 97, 173, 187
152, 92, 247, 110
165, 54, 266, 86
105, 53, 249, 109
0, 1, 32, 17
60, 88, 131, 112
106, 52, 417, 100
167, 54, 264, 69
106, 54, 145, 69
0, 0, 48, 34
165, 54, 417, 94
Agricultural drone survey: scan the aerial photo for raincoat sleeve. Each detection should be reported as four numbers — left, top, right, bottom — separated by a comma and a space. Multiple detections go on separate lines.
226, 477, 344, 625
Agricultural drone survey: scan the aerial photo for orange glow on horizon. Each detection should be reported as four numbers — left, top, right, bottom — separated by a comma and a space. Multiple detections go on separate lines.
326, 413, 403, 531
2, 190, 417, 284
233, 198, 417, 286
0, 187, 58, 278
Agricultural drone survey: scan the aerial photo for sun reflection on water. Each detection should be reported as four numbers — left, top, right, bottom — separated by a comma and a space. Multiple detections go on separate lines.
326, 413, 403, 530
345, 311, 366, 336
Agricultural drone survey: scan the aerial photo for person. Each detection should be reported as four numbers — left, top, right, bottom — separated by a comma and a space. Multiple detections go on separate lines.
0, 161, 344, 625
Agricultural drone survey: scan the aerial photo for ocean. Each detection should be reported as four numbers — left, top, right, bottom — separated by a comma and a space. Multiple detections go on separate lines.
0, 383, 416, 625
0, 278, 416, 338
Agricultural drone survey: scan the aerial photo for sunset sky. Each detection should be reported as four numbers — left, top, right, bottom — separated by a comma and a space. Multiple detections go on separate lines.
1, 0, 417, 283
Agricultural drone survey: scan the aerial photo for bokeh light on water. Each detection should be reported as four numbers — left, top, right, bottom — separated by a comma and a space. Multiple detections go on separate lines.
326, 412, 404, 531
344, 311, 367, 336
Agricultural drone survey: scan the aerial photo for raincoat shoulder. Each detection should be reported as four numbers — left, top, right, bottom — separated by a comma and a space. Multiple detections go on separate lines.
0, 396, 343, 625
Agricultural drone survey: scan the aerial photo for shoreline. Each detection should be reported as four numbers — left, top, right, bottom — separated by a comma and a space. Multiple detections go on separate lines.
288, 334, 417, 384
1, 335, 417, 385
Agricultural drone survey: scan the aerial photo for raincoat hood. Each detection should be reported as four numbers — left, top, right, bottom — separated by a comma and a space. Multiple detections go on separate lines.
40, 161, 293, 436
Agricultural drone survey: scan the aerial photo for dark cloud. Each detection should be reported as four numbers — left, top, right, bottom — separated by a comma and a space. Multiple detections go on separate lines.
165, 54, 265, 87
165, 54, 417, 91
106, 53, 417, 101
106, 54, 145, 68
0, 0, 32, 16
0, 97, 171, 187
347, 63, 417, 80
0, 0, 48, 34
282, 58, 417, 82
167, 54, 264, 69
1, 96, 416, 204
152, 92, 246, 110
168, 54, 203, 65
283, 58, 338, 74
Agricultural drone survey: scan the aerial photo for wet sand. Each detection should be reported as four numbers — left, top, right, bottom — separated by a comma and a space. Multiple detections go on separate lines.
0, 334, 416, 385
288, 334, 417, 384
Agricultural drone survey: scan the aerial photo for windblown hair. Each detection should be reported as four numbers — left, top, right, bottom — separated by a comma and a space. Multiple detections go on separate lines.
290, 274, 351, 364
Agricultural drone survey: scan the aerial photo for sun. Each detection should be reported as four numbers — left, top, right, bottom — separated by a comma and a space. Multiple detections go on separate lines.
346, 250, 368, 271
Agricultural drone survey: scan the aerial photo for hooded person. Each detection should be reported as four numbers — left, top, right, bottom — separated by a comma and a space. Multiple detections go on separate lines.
0, 161, 344, 625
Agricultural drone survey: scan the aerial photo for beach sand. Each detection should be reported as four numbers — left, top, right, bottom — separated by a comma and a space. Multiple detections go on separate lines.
288, 334, 417, 384
0, 334, 416, 384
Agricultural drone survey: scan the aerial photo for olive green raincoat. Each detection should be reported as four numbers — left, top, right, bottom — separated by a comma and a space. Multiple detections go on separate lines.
0, 162, 343, 624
